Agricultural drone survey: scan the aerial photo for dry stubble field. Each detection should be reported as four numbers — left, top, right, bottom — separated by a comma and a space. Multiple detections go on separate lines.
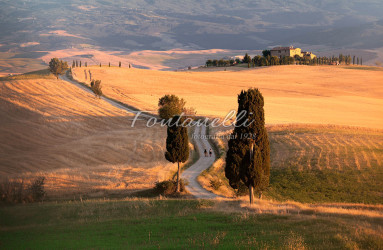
73, 65, 383, 129
0, 71, 175, 198
1, 65, 383, 201
70, 65, 383, 203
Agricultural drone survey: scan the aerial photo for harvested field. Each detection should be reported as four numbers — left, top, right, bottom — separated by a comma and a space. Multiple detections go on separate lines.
72, 65, 383, 129
0, 75, 173, 198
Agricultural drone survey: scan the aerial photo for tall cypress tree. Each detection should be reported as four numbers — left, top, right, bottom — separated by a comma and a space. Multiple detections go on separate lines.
225, 88, 270, 204
165, 116, 189, 192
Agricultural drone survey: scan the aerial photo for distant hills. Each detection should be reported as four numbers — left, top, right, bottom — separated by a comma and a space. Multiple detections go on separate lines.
0, 0, 382, 71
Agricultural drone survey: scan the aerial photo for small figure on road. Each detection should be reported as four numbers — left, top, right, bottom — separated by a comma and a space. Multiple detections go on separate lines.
204, 149, 207, 157
209, 148, 212, 157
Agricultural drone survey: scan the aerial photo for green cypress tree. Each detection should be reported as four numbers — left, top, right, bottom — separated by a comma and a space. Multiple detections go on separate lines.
80, 61, 82, 67
165, 116, 189, 192
243, 53, 251, 63
85, 62, 87, 67
361, 57, 363, 65
357, 57, 359, 65
225, 88, 270, 204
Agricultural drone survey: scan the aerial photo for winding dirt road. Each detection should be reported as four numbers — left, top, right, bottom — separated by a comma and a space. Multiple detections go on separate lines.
60, 73, 218, 198
182, 125, 219, 199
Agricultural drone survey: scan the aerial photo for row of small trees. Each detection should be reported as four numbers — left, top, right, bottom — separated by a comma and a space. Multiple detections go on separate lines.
72, 61, 131, 68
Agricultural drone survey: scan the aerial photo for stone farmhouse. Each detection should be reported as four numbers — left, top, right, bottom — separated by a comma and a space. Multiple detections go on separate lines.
270, 46, 316, 59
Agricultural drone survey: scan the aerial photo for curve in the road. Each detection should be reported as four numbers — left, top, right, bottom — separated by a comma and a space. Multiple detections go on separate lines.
182, 125, 219, 199
60, 72, 218, 199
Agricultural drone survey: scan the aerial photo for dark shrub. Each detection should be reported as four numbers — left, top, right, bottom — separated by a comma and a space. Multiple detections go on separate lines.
155, 179, 188, 195
29, 177, 46, 202
0, 177, 46, 204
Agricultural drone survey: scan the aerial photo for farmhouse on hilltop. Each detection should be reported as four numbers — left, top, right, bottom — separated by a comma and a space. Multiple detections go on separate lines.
270, 46, 316, 59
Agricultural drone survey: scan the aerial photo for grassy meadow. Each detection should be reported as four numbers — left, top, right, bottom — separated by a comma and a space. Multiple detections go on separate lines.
1, 199, 382, 249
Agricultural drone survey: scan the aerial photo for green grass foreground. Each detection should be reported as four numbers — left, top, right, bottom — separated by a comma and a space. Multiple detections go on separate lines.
1, 199, 382, 249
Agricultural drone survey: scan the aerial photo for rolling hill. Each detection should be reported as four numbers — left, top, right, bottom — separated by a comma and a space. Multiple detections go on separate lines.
0, 71, 174, 198
72, 65, 383, 129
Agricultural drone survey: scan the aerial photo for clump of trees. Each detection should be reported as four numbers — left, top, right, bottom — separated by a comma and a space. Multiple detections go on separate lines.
90, 79, 102, 98
206, 59, 235, 67
0, 177, 46, 204
225, 88, 270, 204
206, 52, 361, 68
48, 58, 68, 79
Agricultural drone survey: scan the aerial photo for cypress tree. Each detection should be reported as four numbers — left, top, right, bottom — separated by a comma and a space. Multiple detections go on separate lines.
357, 57, 359, 65
353, 56, 355, 65
129, 63, 131, 68
100, 63, 102, 67
75, 60, 78, 67
85, 62, 87, 67
72, 60, 75, 68
225, 88, 270, 204
165, 116, 189, 192
109, 62, 111, 67
80, 61, 82, 67
361, 57, 363, 65
243, 53, 251, 63
119, 61, 121, 67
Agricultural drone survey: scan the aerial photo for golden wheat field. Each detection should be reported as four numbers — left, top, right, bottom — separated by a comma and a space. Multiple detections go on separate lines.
72, 65, 383, 129
0, 74, 175, 198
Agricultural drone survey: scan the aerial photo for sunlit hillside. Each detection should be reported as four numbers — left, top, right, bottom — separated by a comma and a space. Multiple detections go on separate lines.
0, 72, 173, 198
72, 65, 383, 129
